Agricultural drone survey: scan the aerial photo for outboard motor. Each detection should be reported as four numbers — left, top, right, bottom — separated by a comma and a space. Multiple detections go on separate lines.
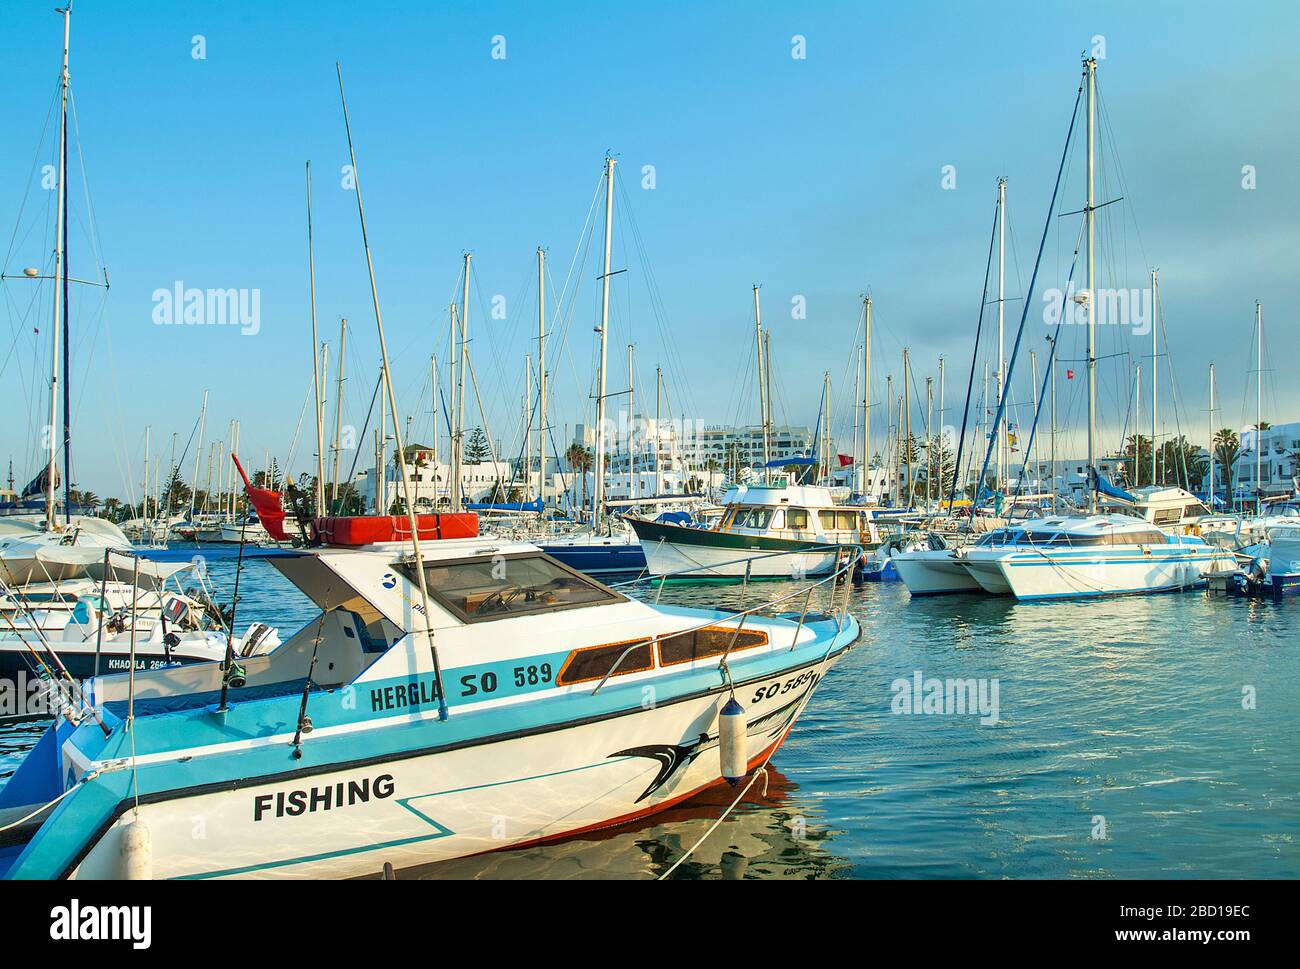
239, 622, 281, 657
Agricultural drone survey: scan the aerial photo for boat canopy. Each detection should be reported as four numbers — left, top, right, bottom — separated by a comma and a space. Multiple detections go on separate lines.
1089, 467, 1137, 504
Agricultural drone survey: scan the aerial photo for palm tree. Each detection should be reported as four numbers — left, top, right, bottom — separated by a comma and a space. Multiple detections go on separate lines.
565, 443, 593, 506
1213, 428, 1241, 490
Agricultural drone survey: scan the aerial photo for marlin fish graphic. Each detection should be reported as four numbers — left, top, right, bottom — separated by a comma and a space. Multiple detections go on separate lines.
611, 692, 808, 802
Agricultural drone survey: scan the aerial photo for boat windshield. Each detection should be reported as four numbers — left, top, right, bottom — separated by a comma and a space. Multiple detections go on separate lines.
731, 507, 773, 529
400, 553, 623, 623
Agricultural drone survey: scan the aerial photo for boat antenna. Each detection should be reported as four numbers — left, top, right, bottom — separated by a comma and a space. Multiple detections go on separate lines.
337, 62, 449, 720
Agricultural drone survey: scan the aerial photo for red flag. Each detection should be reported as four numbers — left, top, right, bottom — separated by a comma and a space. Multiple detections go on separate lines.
231, 453, 291, 542
837, 453, 855, 467
1066, 369, 1075, 380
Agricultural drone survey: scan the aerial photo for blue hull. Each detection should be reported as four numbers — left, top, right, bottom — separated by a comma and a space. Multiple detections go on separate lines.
859, 559, 900, 582
541, 543, 647, 575
1229, 571, 1300, 600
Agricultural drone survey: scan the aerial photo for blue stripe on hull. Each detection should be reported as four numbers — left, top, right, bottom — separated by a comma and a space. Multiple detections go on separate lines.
542, 545, 647, 574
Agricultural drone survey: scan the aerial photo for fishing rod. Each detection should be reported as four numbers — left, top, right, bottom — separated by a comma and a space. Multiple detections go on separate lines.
216, 513, 250, 713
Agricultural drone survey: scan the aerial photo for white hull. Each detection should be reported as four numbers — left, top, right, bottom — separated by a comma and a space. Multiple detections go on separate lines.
70, 655, 839, 879
893, 549, 982, 595
963, 545, 1237, 600
641, 537, 841, 579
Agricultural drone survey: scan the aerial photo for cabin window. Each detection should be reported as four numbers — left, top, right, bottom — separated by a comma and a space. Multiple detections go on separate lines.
658, 626, 769, 666
557, 638, 654, 685
399, 553, 623, 624
1152, 507, 1182, 525
818, 510, 858, 530
787, 509, 809, 529
735, 508, 773, 529
1109, 530, 1168, 546
770, 509, 786, 529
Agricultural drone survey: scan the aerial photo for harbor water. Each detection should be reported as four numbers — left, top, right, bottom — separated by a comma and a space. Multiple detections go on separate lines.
3, 557, 1296, 880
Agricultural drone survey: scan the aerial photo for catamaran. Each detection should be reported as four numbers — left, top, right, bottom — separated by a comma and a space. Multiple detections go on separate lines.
898, 56, 1232, 601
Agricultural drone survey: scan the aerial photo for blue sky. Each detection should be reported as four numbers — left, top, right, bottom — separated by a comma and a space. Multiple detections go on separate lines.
2, 0, 1296, 500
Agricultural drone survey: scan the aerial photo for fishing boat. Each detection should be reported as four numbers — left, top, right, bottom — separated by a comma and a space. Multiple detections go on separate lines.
0, 532, 859, 879
0, 548, 278, 678
0, 607, 277, 680
627, 483, 885, 579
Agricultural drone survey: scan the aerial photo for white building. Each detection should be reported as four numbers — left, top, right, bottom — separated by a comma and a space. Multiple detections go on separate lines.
1209, 421, 1300, 501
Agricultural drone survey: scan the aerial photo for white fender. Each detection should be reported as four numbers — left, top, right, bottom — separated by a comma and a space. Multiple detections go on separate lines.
718, 696, 747, 786
119, 820, 152, 880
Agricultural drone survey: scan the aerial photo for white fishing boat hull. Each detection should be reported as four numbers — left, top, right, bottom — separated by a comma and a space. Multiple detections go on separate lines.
67, 647, 845, 879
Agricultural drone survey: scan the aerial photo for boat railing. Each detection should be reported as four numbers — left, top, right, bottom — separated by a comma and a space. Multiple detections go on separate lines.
590, 543, 860, 694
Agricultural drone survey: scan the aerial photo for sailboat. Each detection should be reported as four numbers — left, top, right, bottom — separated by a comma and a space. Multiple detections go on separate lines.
538, 156, 647, 575
0, 6, 133, 567
897, 55, 1235, 599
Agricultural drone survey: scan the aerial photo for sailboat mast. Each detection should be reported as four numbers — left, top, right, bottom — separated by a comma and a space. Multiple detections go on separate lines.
1048, 336, 1058, 512
537, 246, 547, 512
331, 318, 347, 508
627, 344, 637, 497
142, 426, 150, 526
446, 301, 457, 508
853, 346, 861, 493
1085, 55, 1098, 512
44, 6, 72, 528
654, 366, 662, 497
903, 348, 912, 506
925, 376, 934, 507
189, 391, 208, 524
593, 156, 615, 523
430, 354, 438, 469
752, 285, 769, 483
764, 331, 773, 470
456, 255, 472, 513
938, 355, 946, 507
996, 177, 1006, 494
1255, 300, 1263, 514
863, 296, 872, 496
1135, 363, 1141, 483
306, 162, 325, 517
1208, 363, 1216, 509
821, 373, 830, 485
1151, 268, 1158, 486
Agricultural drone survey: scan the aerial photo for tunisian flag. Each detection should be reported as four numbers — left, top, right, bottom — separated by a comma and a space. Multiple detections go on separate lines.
231, 453, 291, 542
837, 454, 855, 467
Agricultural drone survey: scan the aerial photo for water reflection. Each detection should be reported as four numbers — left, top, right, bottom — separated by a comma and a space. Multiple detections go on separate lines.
398, 769, 852, 880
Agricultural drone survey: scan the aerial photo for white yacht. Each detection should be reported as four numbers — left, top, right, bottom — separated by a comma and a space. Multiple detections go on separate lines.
957, 515, 1235, 599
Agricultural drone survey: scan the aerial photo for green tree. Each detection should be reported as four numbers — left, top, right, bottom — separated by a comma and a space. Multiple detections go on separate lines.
1213, 428, 1240, 488
465, 428, 491, 464
1123, 434, 1155, 487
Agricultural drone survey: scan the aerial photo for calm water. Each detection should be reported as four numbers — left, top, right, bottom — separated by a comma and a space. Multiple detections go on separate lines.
3, 559, 1297, 879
